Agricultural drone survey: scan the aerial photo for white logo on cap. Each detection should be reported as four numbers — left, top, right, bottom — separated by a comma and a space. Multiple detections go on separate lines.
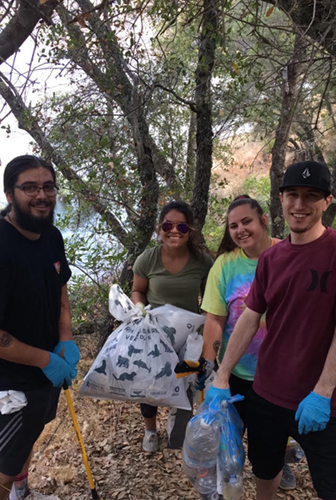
302, 168, 311, 179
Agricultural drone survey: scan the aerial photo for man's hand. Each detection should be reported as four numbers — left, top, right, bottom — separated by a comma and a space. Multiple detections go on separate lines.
194, 359, 215, 391
53, 340, 80, 371
204, 384, 231, 406
295, 391, 331, 434
42, 352, 77, 387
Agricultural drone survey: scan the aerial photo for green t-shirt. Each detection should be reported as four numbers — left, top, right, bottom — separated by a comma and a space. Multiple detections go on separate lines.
133, 246, 213, 313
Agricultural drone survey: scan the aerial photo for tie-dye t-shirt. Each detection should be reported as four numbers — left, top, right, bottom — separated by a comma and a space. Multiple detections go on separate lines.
201, 246, 271, 381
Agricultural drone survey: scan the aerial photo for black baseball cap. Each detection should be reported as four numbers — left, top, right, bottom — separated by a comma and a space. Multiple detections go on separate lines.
279, 160, 331, 195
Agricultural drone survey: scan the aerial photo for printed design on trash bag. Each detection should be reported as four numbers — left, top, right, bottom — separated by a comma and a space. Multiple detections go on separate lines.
94, 360, 107, 375
133, 360, 151, 372
86, 380, 109, 395
110, 386, 126, 396
116, 355, 129, 368
114, 298, 133, 314
128, 345, 143, 356
148, 344, 161, 357
160, 339, 174, 353
162, 325, 177, 345
105, 343, 117, 355
131, 389, 146, 398
113, 371, 137, 381
155, 362, 172, 379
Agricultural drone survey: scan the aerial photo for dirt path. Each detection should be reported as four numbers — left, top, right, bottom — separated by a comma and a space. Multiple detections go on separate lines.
29, 342, 318, 500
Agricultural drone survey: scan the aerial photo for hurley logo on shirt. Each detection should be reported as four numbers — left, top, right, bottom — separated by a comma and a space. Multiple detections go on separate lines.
53, 261, 61, 274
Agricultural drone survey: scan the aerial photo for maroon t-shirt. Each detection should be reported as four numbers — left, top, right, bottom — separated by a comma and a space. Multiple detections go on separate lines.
245, 228, 336, 416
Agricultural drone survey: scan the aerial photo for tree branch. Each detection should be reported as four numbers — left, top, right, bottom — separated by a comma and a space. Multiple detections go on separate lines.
0, 71, 130, 246
0, 0, 60, 65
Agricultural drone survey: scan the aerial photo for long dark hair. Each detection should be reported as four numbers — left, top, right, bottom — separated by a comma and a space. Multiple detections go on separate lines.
217, 195, 267, 257
158, 200, 207, 260
1, 155, 56, 217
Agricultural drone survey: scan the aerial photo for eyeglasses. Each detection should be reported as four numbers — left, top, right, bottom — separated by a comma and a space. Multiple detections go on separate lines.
161, 221, 190, 234
15, 184, 59, 197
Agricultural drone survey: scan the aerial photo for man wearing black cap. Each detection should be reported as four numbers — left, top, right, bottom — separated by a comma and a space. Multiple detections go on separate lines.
205, 160, 336, 500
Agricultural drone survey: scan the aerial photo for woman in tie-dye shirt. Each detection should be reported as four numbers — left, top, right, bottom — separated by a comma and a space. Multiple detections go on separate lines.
200, 195, 280, 423
200, 195, 299, 490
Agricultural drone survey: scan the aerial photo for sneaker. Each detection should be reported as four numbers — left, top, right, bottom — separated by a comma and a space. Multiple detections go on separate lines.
142, 430, 159, 452
25, 493, 60, 500
279, 463, 296, 490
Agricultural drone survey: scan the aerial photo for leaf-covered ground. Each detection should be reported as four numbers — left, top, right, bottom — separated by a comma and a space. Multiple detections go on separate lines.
29, 338, 318, 500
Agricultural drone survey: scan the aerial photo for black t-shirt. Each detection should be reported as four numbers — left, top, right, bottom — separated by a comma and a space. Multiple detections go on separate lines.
0, 218, 71, 390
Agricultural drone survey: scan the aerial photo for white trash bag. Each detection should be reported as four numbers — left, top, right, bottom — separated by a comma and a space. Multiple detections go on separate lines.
108, 284, 205, 352
80, 287, 191, 410
108, 283, 144, 322
145, 304, 205, 353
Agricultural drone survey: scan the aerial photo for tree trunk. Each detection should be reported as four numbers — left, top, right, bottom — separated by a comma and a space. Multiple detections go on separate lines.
191, 0, 218, 230
0, 0, 61, 64
267, 0, 336, 59
270, 33, 306, 238
185, 110, 197, 198
322, 159, 336, 227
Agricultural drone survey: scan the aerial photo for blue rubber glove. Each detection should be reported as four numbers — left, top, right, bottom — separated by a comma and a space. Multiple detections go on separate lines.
204, 384, 231, 406
195, 359, 215, 391
42, 352, 77, 388
53, 340, 80, 371
295, 391, 331, 434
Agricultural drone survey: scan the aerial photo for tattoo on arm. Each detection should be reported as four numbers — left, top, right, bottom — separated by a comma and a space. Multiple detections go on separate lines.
0, 332, 13, 348
213, 340, 221, 355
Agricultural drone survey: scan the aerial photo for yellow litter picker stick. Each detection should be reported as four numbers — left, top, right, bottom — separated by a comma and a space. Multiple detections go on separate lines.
63, 383, 100, 500
174, 357, 206, 404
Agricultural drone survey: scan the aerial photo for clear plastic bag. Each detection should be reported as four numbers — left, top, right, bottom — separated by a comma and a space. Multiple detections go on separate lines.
217, 396, 245, 499
184, 397, 221, 468
182, 398, 222, 499
182, 395, 245, 500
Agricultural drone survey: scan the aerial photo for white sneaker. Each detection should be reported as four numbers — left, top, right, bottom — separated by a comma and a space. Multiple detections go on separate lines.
142, 430, 159, 452
25, 493, 60, 500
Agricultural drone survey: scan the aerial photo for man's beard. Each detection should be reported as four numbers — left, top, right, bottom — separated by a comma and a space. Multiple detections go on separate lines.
12, 198, 55, 234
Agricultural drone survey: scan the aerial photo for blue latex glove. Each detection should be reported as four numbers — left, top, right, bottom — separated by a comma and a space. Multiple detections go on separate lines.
53, 340, 80, 371
295, 391, 331, 434
204, 384, 231, 406
42, 352, 77, 388
195, 359, 215, 391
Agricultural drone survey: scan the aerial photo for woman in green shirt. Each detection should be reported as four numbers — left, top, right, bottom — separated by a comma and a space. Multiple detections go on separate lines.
132, 200, 213, 452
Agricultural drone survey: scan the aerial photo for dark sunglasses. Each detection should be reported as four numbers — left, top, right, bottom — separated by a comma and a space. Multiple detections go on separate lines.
161, 221, 190, 234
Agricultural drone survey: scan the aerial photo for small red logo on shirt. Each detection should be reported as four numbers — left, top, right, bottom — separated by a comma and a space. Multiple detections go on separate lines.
54, 261, 61, 274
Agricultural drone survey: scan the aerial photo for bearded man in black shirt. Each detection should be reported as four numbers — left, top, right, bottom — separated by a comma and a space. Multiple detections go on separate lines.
0, 155, 79, 500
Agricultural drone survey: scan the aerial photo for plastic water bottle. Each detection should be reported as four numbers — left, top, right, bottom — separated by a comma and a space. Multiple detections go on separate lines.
200, 493, 223, 500
219, 451, 243, 500
184, 406, 220, 467
222, 479, 243, 500
217, 399, 244, 500
182, 448, 219, 496
182, 399, 221, 499
285, 437, 305, 463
